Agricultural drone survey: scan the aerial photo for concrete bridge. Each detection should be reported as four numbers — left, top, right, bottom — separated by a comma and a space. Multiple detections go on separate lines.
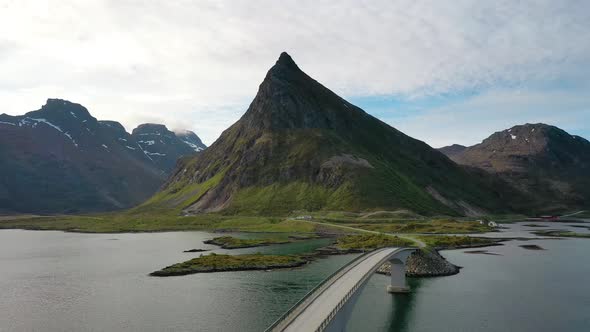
265, 247, 416, 332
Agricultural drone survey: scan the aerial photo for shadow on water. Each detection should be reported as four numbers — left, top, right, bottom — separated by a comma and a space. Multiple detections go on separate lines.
385, 278, 423, 332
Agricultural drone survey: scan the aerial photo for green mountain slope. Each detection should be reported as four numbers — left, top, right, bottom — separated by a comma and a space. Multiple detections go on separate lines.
140, 53, 526, 216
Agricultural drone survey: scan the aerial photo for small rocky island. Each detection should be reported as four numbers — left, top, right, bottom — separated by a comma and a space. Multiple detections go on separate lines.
532, 230, 590, 238
377, 249, 460, 277
150, 253, 307, 276
183, 248, 209, 253
204, 236, 289, 249
519, 244, 545, 250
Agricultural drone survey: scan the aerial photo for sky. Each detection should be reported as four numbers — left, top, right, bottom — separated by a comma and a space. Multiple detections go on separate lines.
1, 0, 589, 147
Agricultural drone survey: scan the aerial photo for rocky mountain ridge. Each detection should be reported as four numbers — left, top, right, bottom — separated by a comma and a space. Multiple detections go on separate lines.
439, 123, 590, 212
0, 99, 206, 213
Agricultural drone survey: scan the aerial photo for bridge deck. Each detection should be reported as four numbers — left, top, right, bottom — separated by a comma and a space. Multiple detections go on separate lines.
273, 247, 403, 332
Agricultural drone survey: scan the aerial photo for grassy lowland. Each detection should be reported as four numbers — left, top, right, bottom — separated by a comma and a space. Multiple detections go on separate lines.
150, 253, 307, 276
204, 236, 289, 249
0, 214, 317, 233
335, 234, 415, 250
344, 219, 492, 234
417, 235, 499, 249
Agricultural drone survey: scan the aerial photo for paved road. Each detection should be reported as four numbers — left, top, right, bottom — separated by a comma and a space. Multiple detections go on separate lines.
307, 220, 427, 248
560, 210, 586, 218
279, 247, 403, 332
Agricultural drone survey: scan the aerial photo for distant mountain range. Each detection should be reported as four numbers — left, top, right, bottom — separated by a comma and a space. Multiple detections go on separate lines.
140, 53, 526, 216
3, 58, 588, 217
0, 99, 206, 213
439, 123, 590, 212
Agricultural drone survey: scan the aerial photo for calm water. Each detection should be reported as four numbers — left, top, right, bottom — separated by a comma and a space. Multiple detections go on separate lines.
1, 222, 589, 331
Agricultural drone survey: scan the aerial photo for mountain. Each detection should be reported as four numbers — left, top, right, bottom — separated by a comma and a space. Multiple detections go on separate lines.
437, 144, 467, 158
439, 123, 590, 212
142, 52, 524, 216
174, 130, 207, 152
0, 99, 206, 213
131, 124, 202, 173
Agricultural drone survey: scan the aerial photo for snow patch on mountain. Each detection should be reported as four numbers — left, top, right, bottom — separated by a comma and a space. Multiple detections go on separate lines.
145, 152, 166, 156
181, 139, 204, 152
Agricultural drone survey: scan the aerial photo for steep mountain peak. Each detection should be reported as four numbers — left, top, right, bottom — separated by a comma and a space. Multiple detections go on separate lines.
262, 51, 305, 88
239, 52, 363, 132
274, 51, 299, 71
145, 53, 527, 217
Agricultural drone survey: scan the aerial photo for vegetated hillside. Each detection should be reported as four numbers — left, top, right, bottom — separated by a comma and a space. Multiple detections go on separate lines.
0, 99, 206, 213
439, 123, 590, 212
141, 52, 526, 217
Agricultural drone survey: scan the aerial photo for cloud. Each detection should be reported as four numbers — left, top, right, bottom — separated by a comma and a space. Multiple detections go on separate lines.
1, 0, 589, 144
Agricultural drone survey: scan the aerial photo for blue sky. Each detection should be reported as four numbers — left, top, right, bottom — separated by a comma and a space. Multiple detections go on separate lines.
1, 0, 589, 147
350, 85, 590, 147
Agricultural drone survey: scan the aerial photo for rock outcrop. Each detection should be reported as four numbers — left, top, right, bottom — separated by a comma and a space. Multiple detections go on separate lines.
377, 249, 460, 277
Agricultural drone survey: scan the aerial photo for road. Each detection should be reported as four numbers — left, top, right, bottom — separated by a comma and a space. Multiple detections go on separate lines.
279, 247, 402, 332
307, 220, 427, 248
560, 210, 586, 218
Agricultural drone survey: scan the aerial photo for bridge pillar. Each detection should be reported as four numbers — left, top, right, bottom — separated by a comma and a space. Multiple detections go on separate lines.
386, 258, 410, 293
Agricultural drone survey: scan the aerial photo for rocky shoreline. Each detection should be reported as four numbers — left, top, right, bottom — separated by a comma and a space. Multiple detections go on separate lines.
376, 249, 460, 277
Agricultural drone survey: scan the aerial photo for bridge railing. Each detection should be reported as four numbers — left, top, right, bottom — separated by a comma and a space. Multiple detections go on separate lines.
315, 247, 413, 331
264, 249, 375, 332
315, 268, 365, 331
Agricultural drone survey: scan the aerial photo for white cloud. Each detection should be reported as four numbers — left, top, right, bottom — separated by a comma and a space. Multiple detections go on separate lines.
1, 0, 589, 144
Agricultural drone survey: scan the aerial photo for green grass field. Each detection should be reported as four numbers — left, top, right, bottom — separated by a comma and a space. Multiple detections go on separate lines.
150, 253, 307, 276
332, 219, 493, 234
417, 235, 498, 248
0, 213, 315, 233
335, 234, 415, 250
0, 211, 508, 250
204, 236, 289, 249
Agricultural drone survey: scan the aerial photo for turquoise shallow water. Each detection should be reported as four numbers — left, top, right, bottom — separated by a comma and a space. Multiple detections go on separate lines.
1, 222, 589, 331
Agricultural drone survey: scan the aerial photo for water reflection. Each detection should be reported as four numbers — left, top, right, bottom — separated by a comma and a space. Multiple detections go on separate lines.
385, 278, 422, 332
